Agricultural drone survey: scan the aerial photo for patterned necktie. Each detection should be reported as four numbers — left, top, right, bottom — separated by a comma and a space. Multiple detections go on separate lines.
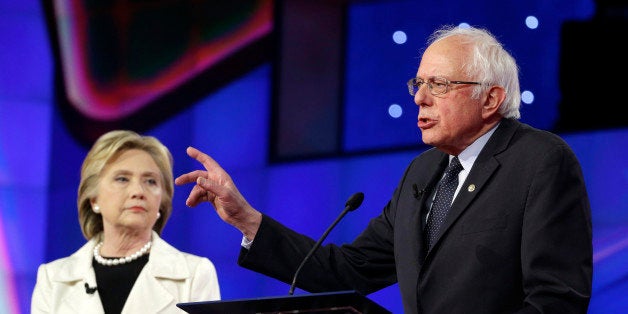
425, 156, 463, 250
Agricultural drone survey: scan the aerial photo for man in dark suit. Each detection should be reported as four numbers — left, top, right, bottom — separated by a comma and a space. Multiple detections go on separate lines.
175, 25, 593, 313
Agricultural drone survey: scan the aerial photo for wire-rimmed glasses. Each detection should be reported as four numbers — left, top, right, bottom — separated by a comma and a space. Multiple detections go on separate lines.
407, 76, 482, 96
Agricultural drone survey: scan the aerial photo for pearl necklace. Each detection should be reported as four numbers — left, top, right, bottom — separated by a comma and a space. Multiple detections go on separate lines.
93, 241, 152, 266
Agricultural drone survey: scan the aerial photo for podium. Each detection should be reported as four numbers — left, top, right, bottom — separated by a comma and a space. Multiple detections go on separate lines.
177, 290, 391, 314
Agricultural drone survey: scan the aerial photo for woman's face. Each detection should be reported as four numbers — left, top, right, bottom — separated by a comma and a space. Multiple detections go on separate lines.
93, 149, 163, 236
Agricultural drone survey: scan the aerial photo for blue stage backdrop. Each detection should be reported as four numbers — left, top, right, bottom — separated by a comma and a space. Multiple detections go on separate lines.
1, 0, 627, 313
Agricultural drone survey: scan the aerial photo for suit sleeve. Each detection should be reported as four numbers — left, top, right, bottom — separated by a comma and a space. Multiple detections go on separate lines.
237, 211, 398, 294
189, 257, 221, 301
518, 144, 593, 313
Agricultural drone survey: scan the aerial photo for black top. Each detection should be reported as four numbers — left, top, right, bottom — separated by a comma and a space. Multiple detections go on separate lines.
93, 255, 149, 314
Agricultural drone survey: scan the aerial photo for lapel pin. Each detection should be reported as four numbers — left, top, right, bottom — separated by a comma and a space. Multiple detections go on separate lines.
467, 184, 476, 192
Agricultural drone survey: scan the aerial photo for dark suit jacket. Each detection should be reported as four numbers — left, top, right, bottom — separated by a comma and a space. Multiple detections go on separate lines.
239, 118, 593, 313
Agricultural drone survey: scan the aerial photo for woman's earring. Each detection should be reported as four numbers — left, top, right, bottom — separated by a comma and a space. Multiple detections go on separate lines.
93, 204, 101, 214
157, 211, 161, 218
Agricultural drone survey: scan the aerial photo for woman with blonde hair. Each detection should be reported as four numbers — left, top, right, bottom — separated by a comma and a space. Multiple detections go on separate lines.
32, 130, 220, 314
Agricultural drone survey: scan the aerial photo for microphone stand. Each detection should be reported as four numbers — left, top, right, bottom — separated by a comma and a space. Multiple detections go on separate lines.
288, 192, 364, 295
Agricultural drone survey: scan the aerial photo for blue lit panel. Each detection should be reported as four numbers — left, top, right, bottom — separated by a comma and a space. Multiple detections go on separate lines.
343, 0, 595, 152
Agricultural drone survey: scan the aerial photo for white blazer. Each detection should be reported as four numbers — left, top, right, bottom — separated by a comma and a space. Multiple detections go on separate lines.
31, 231, 220, 314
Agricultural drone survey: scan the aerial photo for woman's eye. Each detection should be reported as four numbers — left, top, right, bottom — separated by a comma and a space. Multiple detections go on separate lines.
115, 177, 129, 182
147, 178, 158, 186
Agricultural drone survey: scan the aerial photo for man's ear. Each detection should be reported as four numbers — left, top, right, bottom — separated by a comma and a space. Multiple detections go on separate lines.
482, 85, 506, 118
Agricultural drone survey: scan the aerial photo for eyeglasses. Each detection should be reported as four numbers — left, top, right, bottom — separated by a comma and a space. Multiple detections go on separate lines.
407, 76, 482, 96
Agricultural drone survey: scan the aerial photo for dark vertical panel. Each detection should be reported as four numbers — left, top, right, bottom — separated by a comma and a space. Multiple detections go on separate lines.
271, 0, 347, 162
555, 1, 627, 132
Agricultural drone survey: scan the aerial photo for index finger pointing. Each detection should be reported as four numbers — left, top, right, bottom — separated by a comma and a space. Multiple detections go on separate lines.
174, 169, 208, 185
186, 146, 218, 169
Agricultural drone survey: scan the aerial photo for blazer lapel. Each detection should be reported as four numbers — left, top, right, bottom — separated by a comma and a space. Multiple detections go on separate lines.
58, 270, 104, 314
122, 269, 174, 314
428, 119, 518, 253
437, 157, 499, 242
122, 232, 191, 314
55, 240, 105, 314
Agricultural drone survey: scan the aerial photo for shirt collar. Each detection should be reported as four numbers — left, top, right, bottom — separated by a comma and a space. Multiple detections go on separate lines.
455, 122, 499, 170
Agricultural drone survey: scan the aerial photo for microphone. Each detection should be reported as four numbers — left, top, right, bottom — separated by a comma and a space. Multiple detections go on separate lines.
288, 192, 364, 295
84, 282, 97, 294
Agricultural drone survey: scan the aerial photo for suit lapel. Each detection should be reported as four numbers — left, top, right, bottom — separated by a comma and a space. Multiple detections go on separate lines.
427, 119, 518, 254
122, 268, 174, 314
436, 156, 499, 245
122, 231, 191, 314
55, 240, 105, 314
59, 271, 104, 314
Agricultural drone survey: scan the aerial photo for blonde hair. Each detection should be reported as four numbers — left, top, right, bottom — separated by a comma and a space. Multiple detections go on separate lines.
77, 130, 174, 240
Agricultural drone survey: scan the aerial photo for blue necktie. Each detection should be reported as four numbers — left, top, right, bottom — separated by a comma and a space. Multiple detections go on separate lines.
425, 156, 463, 250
